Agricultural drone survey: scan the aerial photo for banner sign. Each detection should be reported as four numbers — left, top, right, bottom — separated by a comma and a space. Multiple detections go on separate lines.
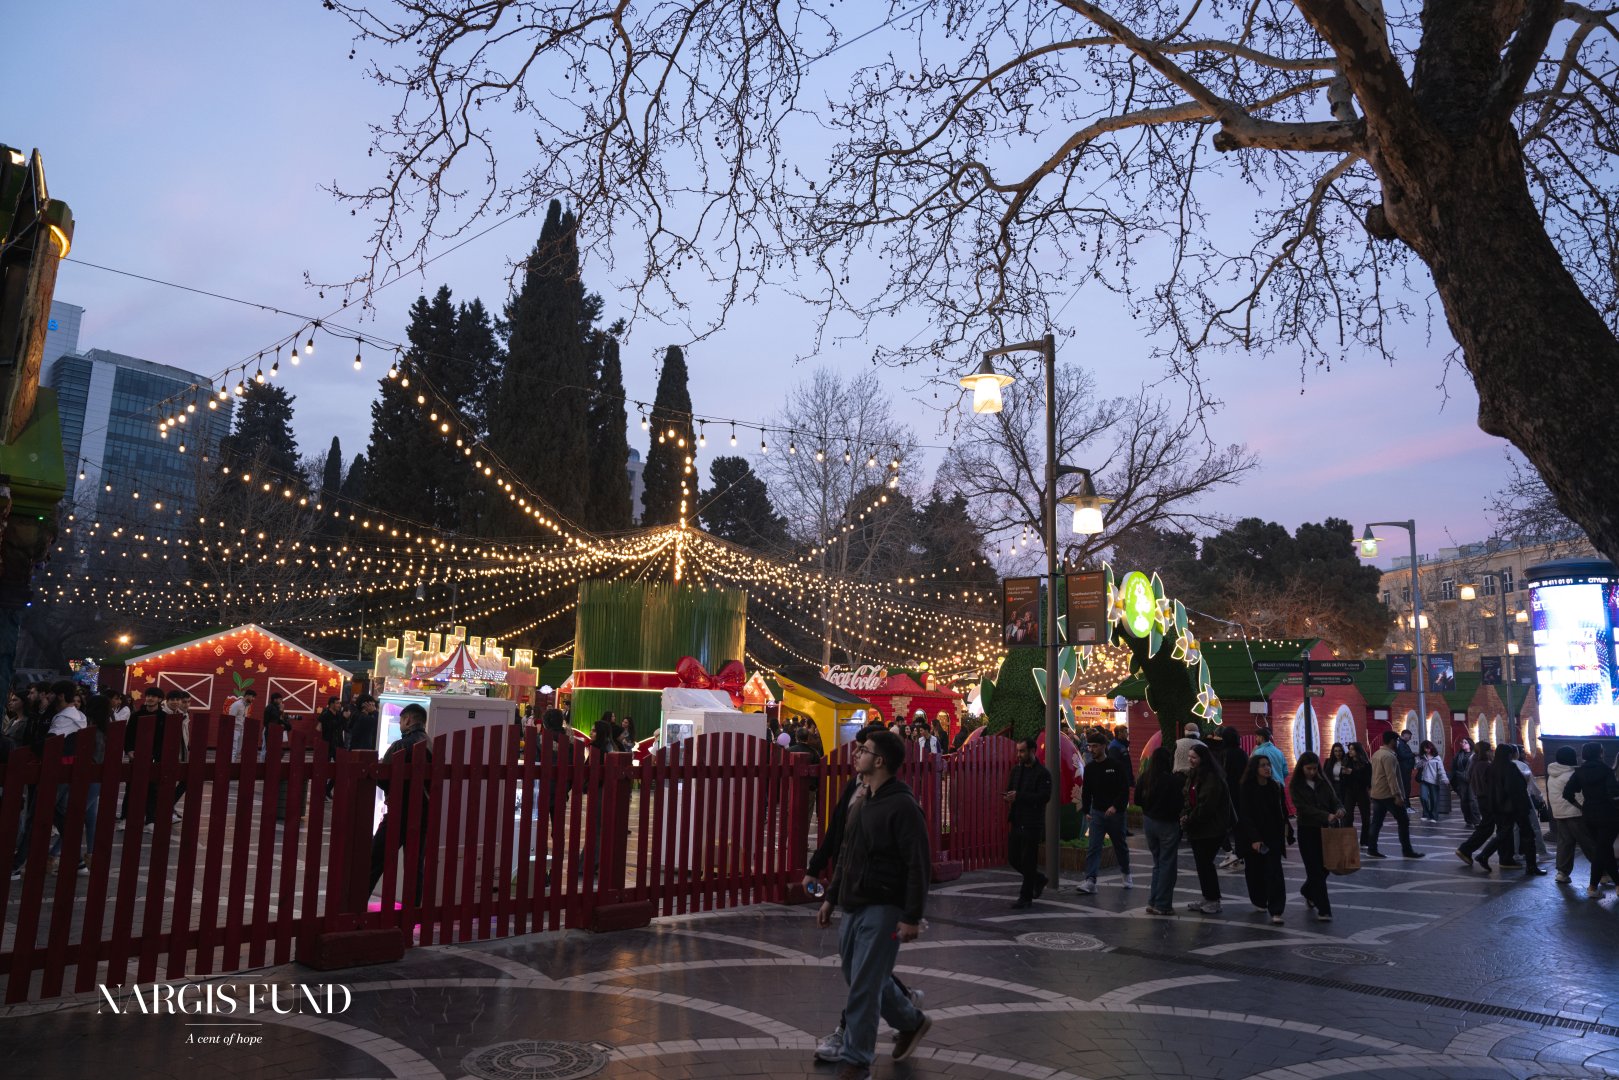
1426, 653, 1457, 692
1002, 577, 1043, 646
1386, 653, 1414, 693
1512, 653, 1536, 685
1065, 570, 1108, 644
1480, 655, 1503, 685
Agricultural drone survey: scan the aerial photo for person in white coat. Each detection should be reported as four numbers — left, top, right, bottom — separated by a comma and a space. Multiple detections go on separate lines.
1546, 746, 1591, 882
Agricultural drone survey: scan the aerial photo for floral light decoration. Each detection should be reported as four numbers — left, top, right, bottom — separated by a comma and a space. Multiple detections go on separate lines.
1101, 563, 1223, 728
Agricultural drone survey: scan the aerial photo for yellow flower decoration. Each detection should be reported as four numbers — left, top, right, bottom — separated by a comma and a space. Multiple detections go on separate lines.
216, 666, 225, 675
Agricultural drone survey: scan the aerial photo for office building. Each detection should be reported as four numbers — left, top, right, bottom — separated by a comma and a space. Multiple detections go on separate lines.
43, 307, 231, 531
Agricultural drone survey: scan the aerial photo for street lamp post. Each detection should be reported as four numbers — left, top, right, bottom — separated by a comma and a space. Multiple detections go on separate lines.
1359, 521, 1428, 743
961, 332, 1106, 889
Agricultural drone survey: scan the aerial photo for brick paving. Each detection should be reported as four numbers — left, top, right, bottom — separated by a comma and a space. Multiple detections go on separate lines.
5, 811, 1618, 1079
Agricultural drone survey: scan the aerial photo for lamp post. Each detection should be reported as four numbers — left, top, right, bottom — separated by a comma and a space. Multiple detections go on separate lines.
1358, 521, 1428, 742
961, 332, 1107, 888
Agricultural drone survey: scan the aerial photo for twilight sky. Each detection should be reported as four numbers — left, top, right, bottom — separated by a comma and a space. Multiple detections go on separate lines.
10, 2, 1518, 563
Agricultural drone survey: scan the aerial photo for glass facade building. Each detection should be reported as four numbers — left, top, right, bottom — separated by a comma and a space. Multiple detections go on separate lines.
45, 344, 231, 534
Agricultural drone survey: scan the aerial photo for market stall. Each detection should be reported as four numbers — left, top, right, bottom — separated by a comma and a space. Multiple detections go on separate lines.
824, 665, 962, 738
102, 624, 348, 746
775, 665, 873, 750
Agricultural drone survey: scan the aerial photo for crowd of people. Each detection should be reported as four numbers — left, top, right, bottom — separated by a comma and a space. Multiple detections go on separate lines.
1006, 720, 1619, 925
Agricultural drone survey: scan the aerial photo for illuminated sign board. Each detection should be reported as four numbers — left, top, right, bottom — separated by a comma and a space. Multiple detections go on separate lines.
1528, 571, 1618, 737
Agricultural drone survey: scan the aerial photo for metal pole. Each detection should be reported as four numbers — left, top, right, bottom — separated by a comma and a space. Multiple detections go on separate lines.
1409, 522, 1427, 748
1041, 332, 1061, 888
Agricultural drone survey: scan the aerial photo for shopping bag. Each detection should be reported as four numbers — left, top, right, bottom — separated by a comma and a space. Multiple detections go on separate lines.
1322, 825, 1360, 876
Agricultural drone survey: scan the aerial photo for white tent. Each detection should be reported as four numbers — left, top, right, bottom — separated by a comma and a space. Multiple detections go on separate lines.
659, 687, 765, 745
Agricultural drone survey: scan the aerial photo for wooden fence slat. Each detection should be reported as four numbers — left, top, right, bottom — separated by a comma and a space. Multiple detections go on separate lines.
7, 739, 64, 1003
166, 716, 212, 980
220, 720, 264, 968
273, 738, 309, 966
73, 722, 130, 993
247, 732, 284, 968
134, 720, 185, 985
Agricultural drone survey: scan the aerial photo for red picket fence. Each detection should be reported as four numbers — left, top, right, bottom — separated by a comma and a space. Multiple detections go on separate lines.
1, 723, 1020, 1004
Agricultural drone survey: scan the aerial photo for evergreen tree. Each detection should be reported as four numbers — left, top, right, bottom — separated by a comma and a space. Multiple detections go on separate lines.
220, 382, 301, 478
640, 345, 694, 526
585, 326, 633, 531
365, 286, 488, 531
488, 200, 594, 529
455, 297, 502, 439
340, 453, 369, 504
320, 436, 344, 496
699, 456, 785, 548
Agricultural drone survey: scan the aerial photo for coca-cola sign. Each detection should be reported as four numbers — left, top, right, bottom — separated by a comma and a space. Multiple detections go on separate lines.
826, 665, 887, 691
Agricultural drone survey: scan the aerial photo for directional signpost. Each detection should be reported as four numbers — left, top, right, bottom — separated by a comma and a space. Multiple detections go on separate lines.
1252, 657, 1365, 755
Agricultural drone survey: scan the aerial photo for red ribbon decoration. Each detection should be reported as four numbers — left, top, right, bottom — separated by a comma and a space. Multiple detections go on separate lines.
572, 658, 748, 707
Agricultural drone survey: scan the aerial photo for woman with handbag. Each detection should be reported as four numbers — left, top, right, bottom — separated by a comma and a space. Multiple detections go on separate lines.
1289, 751, 1344, 922
1237, 754, 1290, 924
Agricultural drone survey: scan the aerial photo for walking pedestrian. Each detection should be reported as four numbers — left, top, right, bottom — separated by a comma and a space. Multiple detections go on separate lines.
1395, 729, 1417, 809
1489, 744, 1542, 874
228, 688, 255, 762
1366, 730, 1425, 859
1004, 736, 1051, 908
804, 725, 922, 1066
1325, 743, 1349, 804
1137, 745, 1183, 916
1172, 722, 1203, 775
1450, 738, 1477, 826
818, 728, 932, 1080
1216, 724, 1248, 871
119, 687, 166, 825
1250, 727, 1288, 788
1343, 742, 1373, 845
1415, 740, 1448, 822
1181, 744, 1231, 915
1546, 746, 1596, 885
1238, 753, 1290, 924
1075, 733, 1132, 894
1562, 742, 1619, 897
1457, 742, 1503, 870
1289, 751, 1343, 922
369, 702, 432, 903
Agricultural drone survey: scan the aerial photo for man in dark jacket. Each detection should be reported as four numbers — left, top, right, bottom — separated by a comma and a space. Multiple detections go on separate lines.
804, 725, 919, 1066
369, 702, 432, 902
819, 728, 931, 1080
1563, 742, 1619, 895
1076, 733, 1132, 894
1005, 737, 1052, 908
119, 687, 167, 825
1216, 726, 1248, 869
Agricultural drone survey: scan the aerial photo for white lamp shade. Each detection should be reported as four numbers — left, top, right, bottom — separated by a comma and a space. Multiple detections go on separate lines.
1507, 641, 1520, 655
1459, 584, 1477, 601
1072, 504, 1105, 535
1515, 609, 1529, 623
968, 376, 1005, 413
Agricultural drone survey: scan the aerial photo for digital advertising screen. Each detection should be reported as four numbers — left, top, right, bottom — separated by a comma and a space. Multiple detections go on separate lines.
1529, 575, 1619, 737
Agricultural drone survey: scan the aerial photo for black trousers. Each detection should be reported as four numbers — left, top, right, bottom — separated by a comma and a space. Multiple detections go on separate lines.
1008, 825, 1046, 901
1243, 843, 1286, 915
1453, 780, 1476, 825
1586, 820, 1619, 887
1368, 797, 1414, 854
1343, 787, 1372, 842
369, 814, 428, 904
1297, 825, 1332, 915
1460, 811, 1501, 858
1190, 836, 1223, 901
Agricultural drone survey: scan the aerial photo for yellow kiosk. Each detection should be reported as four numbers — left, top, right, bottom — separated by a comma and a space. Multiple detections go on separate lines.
775, 665, 873, 750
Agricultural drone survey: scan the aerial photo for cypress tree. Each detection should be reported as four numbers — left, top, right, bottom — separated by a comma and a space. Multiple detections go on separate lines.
585, 326, 633, 531
489, 200, 593, 529
640, 345, 694, 526
320, 436, 343, 495
340, 453, 369, 504
365, 286, 474, 530
699, 456, 784, 548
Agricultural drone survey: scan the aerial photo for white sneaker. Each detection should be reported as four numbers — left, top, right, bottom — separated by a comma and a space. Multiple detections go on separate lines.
1314, 912, 1333, 922
1073, 879, 1096, 895
813, 1025, 845, 1063
1218, 854, 1240, 870
1555, 872, 1571, 884
1121, 874, 1134, 889
1197, 900, 1222, 915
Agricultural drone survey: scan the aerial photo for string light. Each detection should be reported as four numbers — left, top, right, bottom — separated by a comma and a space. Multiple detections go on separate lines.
730, 423, 737, 447
354, 338, 363, 371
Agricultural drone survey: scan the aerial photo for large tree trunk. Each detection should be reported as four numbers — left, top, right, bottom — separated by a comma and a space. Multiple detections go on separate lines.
1410, 139, 1619, 567
1352, 95, 1619, 566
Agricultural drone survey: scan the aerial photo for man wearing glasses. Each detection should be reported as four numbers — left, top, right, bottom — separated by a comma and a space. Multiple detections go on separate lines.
818, 728, 931, 1080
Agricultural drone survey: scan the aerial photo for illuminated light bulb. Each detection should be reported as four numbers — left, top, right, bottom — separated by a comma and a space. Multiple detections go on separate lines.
417, 394, 426, 405
844, 449, 852, 464
270, 360, 279, 377
305, 333, 314, 355
730, 425, 737, 446
218, 386, 229, 400
254, 369, 266, 384
387, 365, 398, 379
186, 402, 196, 414
429, 411, 438, 421
816, 447, 825, 461
867, 452, 877, 468
400, 376, 410, 387
789, 440, 797, 455
698, 425, 706, 447
288, 345, 299, 367
440, 422, 450, 433
761, 436, 768, 454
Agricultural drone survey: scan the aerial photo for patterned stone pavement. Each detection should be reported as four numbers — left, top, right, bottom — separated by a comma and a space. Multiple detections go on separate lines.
5, 811, 1618, 1079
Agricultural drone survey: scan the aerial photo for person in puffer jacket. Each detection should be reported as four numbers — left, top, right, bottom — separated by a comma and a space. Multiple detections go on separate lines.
1546, 746, 1595, 885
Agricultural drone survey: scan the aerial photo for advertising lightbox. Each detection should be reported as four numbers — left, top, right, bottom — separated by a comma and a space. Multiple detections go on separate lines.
1527, 561, 1619, 738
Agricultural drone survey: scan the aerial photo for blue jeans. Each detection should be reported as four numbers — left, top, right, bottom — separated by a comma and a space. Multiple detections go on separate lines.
1419, 781, 1438, 819
47, 782, 99, 859
837, 904, 925, 1067
1085, 809, 1131, 881
1142, 816, 1180, 910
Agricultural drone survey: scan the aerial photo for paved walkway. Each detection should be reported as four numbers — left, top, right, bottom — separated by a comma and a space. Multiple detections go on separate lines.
5, 812, 1618, 1079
